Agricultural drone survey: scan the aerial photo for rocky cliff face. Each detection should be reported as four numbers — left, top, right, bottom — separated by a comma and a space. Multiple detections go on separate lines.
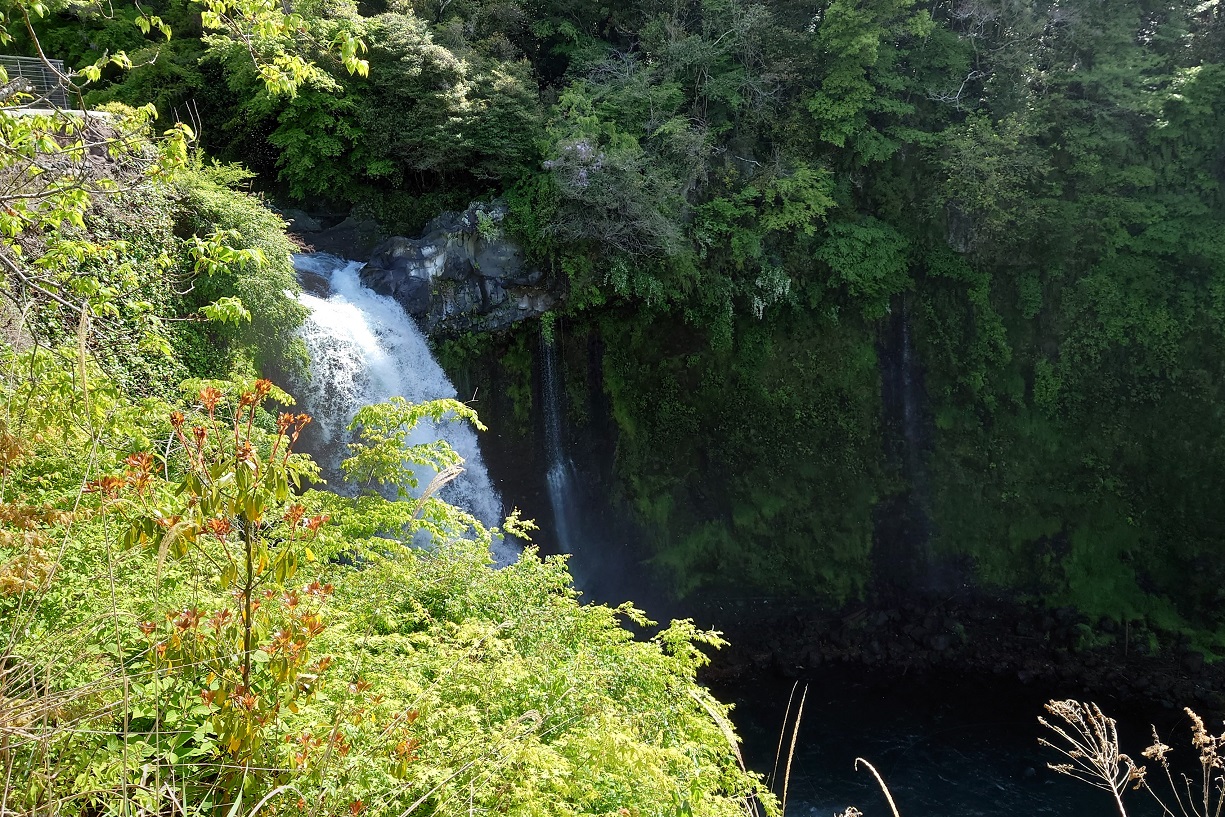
358, 202, 556, 336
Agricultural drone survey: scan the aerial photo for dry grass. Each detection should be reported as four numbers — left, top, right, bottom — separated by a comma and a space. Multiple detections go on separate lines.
1041, 698, 1225, 817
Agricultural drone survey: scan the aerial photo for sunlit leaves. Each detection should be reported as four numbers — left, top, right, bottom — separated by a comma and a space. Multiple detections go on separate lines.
99, 380, 334, 785
343, 396, 486, 498
0, 0, 350, 362
188, 228, 266, 276
197, 0, 368, 96
0, 339, 772, 817
199, 296, 252, 325
0, 101, 198, 365
334, 31, 370, 78
804, 0, 929, 160
134, 13, 172, 40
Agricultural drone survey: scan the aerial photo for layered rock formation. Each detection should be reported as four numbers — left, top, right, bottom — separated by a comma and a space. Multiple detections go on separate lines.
358, 202, 555, 335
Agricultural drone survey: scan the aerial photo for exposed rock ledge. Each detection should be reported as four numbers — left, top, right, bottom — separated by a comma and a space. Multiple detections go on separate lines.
357, 202, 556, 336
699, 595, 1225, 722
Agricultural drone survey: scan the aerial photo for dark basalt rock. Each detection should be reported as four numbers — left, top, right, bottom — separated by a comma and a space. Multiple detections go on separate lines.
359, 201, 556, 335
297, 216, 384, 260
359, 266, 431, 315
698, 595, 1225, 723
281, 208, 321, 232
297, 267, 332, 298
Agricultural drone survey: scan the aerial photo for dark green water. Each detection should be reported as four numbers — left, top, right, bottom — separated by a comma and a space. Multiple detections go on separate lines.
714, 672, 1175, 817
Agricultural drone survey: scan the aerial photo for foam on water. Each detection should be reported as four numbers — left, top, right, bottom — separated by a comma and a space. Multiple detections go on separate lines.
291, 253, 517, 566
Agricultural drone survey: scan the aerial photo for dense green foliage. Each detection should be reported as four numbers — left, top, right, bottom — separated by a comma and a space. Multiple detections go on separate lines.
173, 166, 310, 376
7, 0, 1225, 808
14, 0, 1225, 646
0, 364, 769, 815
525, 0, 1225, 642
0, 19, 773, 813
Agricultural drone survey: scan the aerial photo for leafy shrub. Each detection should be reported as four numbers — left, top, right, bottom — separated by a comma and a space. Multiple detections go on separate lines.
174, 168, 309, 376
0, 355, 775, 817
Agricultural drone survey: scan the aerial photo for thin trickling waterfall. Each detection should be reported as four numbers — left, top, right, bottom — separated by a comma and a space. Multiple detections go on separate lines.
290, 253, 517, 566
899, 305, 925, 491
540, 331, 580, 553
876, 296, 933, 589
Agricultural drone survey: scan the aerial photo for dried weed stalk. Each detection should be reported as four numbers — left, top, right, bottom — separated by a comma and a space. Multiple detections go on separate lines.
1041, 698, 1225, 817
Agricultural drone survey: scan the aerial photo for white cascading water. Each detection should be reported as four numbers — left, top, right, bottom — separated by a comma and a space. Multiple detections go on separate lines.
540, 331, 580, 553
290, 253, 517, 566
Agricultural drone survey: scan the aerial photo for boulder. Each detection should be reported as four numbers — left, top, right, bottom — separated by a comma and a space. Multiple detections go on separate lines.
297, 267, 332, 297
359, 201, 556, 335
302, 216, 384, 260
282, 208, 321, 232
361, 265, 431, 316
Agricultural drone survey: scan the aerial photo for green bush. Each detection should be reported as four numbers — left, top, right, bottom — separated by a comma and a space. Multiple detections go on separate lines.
0, 356, 774, 816
173, 167, 309, 377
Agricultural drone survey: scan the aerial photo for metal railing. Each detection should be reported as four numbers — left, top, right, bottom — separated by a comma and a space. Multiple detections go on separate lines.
0, 55, 70, 108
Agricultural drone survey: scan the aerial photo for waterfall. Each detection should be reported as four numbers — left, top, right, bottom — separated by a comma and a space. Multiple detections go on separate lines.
875, 296, 933, 590
899, 305, 925, 493
289, 253, 517, 566
540, 331, 580, 553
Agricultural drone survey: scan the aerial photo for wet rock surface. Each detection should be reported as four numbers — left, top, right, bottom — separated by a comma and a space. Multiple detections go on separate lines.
357, 201, 555, 335
699, 595, 1225, 721
281, 208, 322, 233
292, 215, 385, 261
